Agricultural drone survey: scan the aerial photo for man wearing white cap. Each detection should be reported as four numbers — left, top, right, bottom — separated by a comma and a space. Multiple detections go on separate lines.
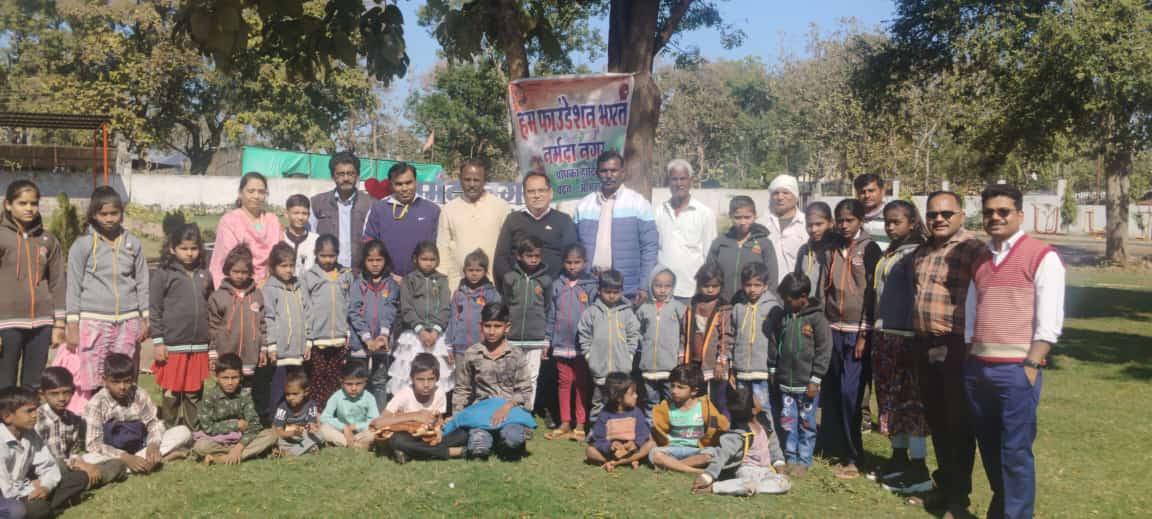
759, 174, 808, 283
655, 159, 716, 302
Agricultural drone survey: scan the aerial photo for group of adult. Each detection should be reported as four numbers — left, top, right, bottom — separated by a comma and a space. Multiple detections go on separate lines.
198, 150, 1055, 519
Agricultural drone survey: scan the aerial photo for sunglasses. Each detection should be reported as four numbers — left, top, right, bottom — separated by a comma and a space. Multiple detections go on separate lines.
925, 210, 958, 220
982, 208, 1015, 218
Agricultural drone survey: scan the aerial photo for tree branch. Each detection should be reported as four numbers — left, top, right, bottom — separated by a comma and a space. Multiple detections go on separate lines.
655, 0, 694, 54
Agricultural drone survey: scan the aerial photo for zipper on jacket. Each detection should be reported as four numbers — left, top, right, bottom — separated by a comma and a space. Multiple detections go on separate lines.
520, 272, 531, 340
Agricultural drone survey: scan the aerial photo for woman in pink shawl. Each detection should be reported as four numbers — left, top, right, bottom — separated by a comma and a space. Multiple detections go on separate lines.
209, 172, 283, 287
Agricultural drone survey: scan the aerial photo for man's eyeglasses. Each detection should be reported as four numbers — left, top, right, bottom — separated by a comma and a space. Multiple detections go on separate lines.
925, 210, 958, 220
982, 208, 1014, 218
525, 188, 550, 196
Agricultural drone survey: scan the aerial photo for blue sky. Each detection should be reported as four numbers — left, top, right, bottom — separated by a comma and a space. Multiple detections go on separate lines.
388, 0, 896, 102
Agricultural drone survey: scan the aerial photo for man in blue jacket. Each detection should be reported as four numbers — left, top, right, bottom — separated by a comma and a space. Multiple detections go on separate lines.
573, 150, 659, 303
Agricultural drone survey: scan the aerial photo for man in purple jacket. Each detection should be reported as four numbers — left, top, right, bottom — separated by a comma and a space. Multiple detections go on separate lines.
362, 162, 440, 276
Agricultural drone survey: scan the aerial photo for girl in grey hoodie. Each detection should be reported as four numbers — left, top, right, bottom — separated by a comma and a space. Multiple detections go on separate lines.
64, 186, 149, 410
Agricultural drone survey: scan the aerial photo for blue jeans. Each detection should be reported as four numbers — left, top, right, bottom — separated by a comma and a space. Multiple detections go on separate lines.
467, 424, 529, 458
964, 359, 1042, 519
772, 387, 819, 466
818, 330, 866, 464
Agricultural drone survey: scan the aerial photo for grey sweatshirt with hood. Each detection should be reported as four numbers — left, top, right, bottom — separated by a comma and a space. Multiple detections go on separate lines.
262, 275, 310, 364
66, 230, 149, 323
727, 288, 782, 380
578, 298, 641, 384
636, 265, 686, 379
300, 265, 353, 347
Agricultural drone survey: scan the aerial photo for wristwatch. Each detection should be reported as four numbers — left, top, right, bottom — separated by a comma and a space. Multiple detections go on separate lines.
1021, 358, 1043, 370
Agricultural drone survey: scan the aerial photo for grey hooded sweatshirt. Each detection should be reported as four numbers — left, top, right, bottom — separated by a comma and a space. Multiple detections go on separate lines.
578, 298, 641, 384
727, 288, 782, 381
300, 265, 353, 348
66, 230, 149, 323
262, 275, 310, 365
636, 266, 686, 379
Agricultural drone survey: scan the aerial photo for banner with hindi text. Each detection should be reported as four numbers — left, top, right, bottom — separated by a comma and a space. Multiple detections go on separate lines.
507, 73, 634, 201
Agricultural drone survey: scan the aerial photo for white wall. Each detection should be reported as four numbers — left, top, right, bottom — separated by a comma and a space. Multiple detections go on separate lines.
7, 170, 1151, 238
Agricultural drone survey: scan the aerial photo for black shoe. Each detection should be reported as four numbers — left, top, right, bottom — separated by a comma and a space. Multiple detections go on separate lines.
881, 462, 933, 494
867, 455, 909, 482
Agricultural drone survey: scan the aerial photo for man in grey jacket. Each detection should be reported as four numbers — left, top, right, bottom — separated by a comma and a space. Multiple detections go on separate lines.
309, 151, 375, 272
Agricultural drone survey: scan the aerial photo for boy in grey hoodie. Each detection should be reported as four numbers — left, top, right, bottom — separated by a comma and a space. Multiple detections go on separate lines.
726, 262, 781, 412
635, 266, 685, 413
262, 243, 311, 417
578, 270, 640, 422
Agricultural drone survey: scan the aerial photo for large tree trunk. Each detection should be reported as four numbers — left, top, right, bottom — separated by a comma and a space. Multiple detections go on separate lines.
1103, 149, 1130, 264
495, 0, 529, 79
608, 0, 661, 198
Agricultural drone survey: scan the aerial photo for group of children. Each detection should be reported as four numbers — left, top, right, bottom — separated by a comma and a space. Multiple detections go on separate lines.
0, 177, 936, 515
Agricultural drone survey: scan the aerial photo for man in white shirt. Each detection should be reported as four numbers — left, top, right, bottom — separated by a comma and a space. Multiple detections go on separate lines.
758, 174, 808, 283
655, 159, 716, 302
963, 184, 1064, 519
437, 159, 510, 290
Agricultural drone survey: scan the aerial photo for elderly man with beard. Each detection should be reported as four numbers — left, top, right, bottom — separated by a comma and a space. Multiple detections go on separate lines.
655, 159, 715, 303
437, 159, 510, 290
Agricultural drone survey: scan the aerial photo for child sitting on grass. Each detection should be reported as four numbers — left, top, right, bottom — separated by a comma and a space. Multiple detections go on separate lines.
700, 385, 791, 496
272, 368, 322, 457
584, 372, 653, 472
192, 354, 278, 465
649, 365, 729, 475
36, 368, 126, 489
319, 361, 378, 449
82, 353, 192, 475
0, 386, 89, 518
372, 353, 466, 463
451, 302, 533, 459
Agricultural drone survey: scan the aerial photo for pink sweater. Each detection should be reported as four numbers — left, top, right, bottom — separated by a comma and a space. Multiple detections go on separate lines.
210, 209, 283, 287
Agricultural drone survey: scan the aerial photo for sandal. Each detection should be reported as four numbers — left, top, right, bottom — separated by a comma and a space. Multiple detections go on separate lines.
834, 463, 861, 479
569, 429, 586, 442
544, 428, 572, 440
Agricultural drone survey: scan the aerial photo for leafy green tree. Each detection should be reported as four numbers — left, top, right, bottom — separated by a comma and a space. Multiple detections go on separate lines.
47, 193, 81, 254
406, 58, 516, 179
878, 0, 1152, 263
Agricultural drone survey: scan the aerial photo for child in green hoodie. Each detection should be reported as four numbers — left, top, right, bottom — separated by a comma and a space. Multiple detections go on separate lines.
706, 196, 778, 304
768, 273, 831, 477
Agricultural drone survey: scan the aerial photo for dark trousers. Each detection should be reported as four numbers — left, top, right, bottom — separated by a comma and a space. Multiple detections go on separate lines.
0, 326, 52, 389
389, 428, 468, 460
24, 467, 87, 518
368, 353, 390, 411
916, 334, 975, 508
534, 356, 560, 426
243, 365, 275, 425
817, 330, 865, 464
965, 358, 1041, 519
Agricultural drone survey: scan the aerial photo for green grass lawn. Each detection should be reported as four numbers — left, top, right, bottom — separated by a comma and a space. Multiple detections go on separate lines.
60, 269, 1152, 518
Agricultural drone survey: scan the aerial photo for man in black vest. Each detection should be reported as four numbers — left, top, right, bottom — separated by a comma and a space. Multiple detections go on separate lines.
309, 150, 375, 272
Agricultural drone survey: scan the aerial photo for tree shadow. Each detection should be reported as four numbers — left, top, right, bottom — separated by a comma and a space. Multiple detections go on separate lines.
1050, 328, 1152, 380
1065, 285, 1152, 321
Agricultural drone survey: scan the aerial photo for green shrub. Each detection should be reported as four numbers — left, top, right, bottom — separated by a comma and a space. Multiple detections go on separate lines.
1061, 186, 1078, 230
47, 193, 82, 253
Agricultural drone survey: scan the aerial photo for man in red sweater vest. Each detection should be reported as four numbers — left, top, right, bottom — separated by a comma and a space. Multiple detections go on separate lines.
964, 184, 1065, 519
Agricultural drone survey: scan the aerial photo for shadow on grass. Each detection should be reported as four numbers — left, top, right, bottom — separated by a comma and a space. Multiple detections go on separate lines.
1051, 327, 1152, 380
1065, 286, 1152, 321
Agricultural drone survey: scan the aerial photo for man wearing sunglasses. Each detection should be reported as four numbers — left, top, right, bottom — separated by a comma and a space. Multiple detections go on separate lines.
963, 185, 1064, 519
910, 191, 986, 518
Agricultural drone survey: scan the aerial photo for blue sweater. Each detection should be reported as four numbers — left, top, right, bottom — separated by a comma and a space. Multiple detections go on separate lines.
588, 406, 651, 455
362, 196, 439, 276
445, 280, 501, 351
348, 275, 399, 356
546, 272, 599, 358
573, 187, 659, 296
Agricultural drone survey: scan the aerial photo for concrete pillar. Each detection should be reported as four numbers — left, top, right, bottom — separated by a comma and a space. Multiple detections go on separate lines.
891, 179, 901, 199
